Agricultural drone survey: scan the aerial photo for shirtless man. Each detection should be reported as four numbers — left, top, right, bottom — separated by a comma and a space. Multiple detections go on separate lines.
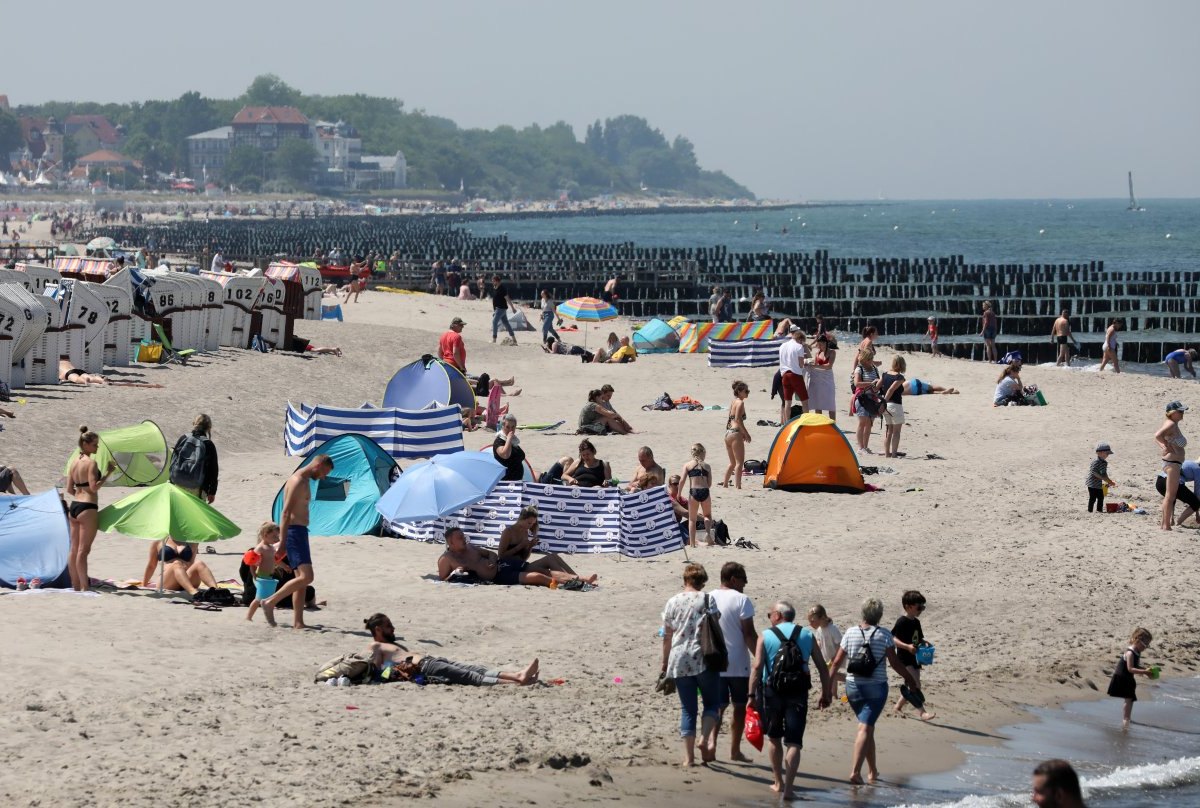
1051, 310, 1074, 367
602, 275, 620, 305
262, 454, 334, 628
365, 612, 538, 686
627, 446, 665, 492
438, 526, 596, 588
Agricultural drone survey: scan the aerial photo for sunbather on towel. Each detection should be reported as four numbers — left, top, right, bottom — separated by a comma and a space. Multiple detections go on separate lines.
58, 359, 107, 386
365, 613, 538, 686
498, 507, 598, 584
437, 527, 592, 588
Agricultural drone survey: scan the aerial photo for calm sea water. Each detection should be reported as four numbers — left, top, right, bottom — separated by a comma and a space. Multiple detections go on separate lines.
463, 198, 1198, 273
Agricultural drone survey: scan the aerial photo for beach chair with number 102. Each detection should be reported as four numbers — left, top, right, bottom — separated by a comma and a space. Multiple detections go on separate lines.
152, 323, 197, 365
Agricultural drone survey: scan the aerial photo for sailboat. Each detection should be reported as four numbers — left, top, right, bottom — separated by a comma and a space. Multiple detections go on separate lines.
1127, 171, 1145, 211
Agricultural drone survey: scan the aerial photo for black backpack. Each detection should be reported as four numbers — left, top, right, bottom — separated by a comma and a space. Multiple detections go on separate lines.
170, 434, 208, 490
846, 627, 881, 676
768, 626, 811, 697
714, 520, 731, 546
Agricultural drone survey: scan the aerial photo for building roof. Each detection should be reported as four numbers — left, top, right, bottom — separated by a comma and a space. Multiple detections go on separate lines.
232, 106, 309, 126
64, 114, 122, 144
77, 149, 140, 167
187, 126, 233, 141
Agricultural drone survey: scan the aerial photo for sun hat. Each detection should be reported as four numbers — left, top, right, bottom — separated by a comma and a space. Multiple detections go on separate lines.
1095, 442, 1113, 453
1166, 401, 1189, 413
788, 325, 802, 334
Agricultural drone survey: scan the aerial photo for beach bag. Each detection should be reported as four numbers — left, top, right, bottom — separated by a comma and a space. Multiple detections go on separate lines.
846, 627, 881, 676
194, 586, 235, 607
767, 626, 811, 697
714, 520, 731, 546
854, 389, 883, 417
698, 594, 729, 673
137, 340, 163, 363
653, 392, 674, 411
744, 703, 764, 751
169, 434, 209, 491
314, 651, 373, 684
743, 459, 766, 475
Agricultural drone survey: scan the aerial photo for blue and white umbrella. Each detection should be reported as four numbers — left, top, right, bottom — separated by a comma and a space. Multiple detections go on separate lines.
376, 452, 504, 523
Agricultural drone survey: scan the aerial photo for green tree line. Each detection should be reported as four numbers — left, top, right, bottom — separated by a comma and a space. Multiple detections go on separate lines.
9, 74, 754, 199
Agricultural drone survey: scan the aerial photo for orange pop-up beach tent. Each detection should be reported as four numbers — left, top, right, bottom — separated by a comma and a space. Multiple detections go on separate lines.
763, 413, 865, 493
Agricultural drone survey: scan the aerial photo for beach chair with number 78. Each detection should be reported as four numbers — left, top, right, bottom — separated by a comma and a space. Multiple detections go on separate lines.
152, 323, 197, 365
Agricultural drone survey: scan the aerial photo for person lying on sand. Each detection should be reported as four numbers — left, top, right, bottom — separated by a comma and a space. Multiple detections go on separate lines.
437, 527, 596, 588
365, 612, 538, 686
58, 359, 163, 388
0, 464, 31, 495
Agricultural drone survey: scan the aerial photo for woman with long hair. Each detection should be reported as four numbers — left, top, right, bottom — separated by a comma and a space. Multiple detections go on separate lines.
722, 381, 751, 489
65, 426, 116, 591
681, 444, 714, 546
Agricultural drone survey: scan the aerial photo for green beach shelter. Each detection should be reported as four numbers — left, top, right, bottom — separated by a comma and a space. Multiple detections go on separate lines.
63, 420, 171, 487
98, 483, 242, 592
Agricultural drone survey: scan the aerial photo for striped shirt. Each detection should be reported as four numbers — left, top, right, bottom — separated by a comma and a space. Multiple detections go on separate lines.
1086, 457, 1108, 488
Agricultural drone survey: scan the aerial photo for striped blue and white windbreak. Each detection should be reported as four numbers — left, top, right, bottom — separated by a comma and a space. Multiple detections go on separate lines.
285, 402, 464, 460
708, 337, 786, 369
386, 482, 685, 558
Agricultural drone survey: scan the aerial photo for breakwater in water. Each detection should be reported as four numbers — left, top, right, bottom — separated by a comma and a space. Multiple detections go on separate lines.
83, 211, 1196, 365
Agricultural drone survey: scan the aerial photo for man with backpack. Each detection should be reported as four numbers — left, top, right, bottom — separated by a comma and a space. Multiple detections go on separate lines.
170, 414, 218, 503
747, 601, 832, 802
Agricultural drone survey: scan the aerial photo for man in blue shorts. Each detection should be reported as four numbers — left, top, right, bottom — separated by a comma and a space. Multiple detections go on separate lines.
262, 453, 334, 629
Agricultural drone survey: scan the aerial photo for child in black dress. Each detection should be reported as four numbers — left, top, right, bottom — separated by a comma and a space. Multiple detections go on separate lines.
1106, 627, 1153, 729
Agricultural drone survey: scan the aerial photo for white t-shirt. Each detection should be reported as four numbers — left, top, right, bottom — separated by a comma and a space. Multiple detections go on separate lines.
710, 588, 756, 678
813, 622, 844, 672
778, 339, 807, 375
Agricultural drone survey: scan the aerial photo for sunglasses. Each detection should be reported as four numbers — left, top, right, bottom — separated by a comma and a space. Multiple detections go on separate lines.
917, 604, 927, 611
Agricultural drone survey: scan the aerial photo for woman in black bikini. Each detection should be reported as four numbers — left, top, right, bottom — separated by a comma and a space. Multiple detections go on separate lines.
141, 537, 220, 596
722, 381, 751, 489
681, 443, 714, 547
1155, 401, 1189, 532
562, 440, 612, 487
66, 426, 116, 591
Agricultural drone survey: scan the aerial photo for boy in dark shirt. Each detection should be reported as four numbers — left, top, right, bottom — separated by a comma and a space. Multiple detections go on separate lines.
892, 590, 936, 720
1087, 442, 1116, 513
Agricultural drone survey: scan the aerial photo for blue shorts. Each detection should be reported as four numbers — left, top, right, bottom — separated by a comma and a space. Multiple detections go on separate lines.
758, 686, 808, 747
983, 327, 997, 340
909, 379, 932, 396
254, 576, 278, 600
846, 679, 888, 726
719, 676, 750, 708
285, 525, 312, 568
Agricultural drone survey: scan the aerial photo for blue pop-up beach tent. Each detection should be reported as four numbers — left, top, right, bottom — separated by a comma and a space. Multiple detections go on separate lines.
272, 434, 401, 536
632, 318, 680, 354
0, 490, 72, 588
383, 355, 476, 412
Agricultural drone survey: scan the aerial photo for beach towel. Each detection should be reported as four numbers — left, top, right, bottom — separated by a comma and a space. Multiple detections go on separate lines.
485, 384, 502, 430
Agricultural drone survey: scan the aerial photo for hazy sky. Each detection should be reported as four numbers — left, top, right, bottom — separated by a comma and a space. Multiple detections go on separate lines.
6, 1, 1197, 200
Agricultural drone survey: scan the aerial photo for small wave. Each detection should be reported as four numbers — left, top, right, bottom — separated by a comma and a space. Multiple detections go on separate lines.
889, 794, 1025, 808
1085, 755, 1200, 792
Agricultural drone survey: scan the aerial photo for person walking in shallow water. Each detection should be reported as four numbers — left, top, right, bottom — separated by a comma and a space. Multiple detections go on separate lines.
1051, 310, 1074, 366
1099, 319, 1122, 373
979, 301, 998, 363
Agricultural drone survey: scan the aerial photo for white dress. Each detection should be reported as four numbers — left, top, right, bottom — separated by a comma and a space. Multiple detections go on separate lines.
806, 364, 837, 412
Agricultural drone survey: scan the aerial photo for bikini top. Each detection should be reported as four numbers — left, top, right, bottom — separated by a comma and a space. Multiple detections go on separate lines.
161, 543, 195, 564
687, 464, 710, 483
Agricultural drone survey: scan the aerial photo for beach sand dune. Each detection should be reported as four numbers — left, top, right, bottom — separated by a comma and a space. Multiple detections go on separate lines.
2, 290, 1198, 807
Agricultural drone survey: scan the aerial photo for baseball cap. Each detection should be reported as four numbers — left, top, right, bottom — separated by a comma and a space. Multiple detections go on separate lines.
1166, 401, 1189, 413
450, 317, 466, 327
1095, 442, 1112, 453
788, 325, 802, 334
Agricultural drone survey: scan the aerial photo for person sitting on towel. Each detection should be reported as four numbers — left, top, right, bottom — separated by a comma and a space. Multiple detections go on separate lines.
605, 336, 638, 363
365, 613, 539, 686
437, 527, 595, 588
0, 463, 30, 495
498, 506, 597, 584
626, 446, 665, 492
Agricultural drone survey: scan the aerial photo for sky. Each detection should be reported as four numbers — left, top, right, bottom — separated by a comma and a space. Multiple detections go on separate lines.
5, 1, 1198, 200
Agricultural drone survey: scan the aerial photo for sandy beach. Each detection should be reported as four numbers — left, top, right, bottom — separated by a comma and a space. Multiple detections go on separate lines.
2, 277, 1199, 808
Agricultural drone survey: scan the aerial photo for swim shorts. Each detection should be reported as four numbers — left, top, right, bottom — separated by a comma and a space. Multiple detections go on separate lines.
782, 371, 808, 402
254, 576, 279, 601
495, 557, 527, 586
285, 525, 312, 568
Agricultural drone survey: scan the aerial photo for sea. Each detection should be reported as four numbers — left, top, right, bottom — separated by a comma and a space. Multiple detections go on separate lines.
471, 199, 1200, 806
462, 198, 1198, 274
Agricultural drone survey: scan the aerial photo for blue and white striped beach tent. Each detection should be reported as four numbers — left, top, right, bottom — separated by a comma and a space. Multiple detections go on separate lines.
285, 402, 464, 460
386, 482, 684, 558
